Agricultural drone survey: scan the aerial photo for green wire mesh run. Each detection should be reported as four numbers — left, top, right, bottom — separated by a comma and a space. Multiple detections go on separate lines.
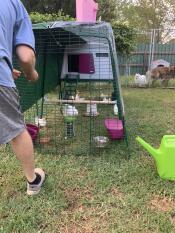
15, 21, 128, 156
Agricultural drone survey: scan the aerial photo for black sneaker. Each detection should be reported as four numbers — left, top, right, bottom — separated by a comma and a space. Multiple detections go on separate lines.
27, 168, 45, 195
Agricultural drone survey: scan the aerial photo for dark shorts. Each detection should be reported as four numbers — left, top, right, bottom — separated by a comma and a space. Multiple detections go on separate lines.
0, 85, 25, 144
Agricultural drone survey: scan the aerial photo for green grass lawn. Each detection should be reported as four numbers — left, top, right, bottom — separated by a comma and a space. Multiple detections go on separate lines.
1, 87, 175, 232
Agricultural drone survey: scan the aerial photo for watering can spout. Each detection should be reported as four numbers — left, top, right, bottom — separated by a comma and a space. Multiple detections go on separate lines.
136, 136, 159, 160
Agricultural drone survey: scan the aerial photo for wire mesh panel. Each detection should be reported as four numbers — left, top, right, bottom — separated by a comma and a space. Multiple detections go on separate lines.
119, 30, 152, 87
15, 21, 128, 156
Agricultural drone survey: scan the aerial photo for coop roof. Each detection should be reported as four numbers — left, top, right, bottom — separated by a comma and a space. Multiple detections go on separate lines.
15, 21, 119, 113
33, 21, 115, 52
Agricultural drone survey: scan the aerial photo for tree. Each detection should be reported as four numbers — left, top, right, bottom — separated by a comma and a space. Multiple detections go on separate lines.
112, 23, 136, 55
22, 0, 120, 23
96, 0, 118, 22
21, 0, 76, 17
120, 0, 175, 31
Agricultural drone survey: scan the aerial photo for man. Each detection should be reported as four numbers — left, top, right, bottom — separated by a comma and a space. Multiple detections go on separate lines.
0, 0, 45, 195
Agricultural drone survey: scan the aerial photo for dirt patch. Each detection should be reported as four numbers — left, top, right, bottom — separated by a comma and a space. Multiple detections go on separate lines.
166, 129, 174, 134
61, 186, 109, 233
150, 195, 175, 212
58, 208, 109, 233
64, 186, 94, 212
162, 99, 175, 107
110, 187, 125, 199
64, 187, 82, 211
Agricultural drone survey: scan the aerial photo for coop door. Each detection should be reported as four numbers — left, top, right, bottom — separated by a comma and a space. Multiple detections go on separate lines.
79, 54, 95, 74
68, 55, 79, 73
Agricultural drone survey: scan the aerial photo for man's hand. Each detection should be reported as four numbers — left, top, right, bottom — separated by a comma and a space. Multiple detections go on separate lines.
25, 70, 39, 82
16, 45, 39, 82
13, 69, 21, 80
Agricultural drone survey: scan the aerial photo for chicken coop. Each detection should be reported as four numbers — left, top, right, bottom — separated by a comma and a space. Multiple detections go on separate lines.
15, 21, 128, 156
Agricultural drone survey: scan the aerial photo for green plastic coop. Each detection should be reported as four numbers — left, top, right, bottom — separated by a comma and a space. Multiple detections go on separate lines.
15, 21, 128, 156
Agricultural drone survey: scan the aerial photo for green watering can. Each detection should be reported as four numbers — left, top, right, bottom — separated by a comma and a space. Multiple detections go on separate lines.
136, 135, 175, 180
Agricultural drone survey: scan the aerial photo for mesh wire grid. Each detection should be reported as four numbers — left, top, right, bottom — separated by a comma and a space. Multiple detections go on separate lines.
14, 21, 128, 156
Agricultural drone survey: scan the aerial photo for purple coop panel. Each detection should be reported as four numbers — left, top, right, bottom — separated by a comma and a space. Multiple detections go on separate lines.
79, 53, 95, 74
104, 119, 124, 140
26, 124, 39, 141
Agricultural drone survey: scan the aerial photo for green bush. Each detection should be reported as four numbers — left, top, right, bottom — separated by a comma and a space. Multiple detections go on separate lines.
30, 11, 74, 23
112, 23, 136, 55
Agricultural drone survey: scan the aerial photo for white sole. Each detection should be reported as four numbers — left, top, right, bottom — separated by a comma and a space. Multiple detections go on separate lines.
27, 168, 45, 196
27, 189, 41, 196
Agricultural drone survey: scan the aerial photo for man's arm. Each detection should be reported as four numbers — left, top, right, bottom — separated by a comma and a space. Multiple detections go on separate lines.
13, 1, 38, 82
16, 45, 38, 82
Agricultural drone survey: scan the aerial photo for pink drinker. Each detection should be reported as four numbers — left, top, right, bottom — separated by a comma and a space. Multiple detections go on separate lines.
105, 119, 124, 140
76, 0, 99, 22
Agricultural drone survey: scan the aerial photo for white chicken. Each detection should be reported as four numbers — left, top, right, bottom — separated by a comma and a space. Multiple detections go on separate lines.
134, 73, 148, 87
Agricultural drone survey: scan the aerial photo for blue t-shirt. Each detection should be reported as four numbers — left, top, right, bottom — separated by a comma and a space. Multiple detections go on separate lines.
0, 0, 35, 87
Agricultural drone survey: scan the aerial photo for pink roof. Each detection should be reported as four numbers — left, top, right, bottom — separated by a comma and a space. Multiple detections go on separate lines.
76, 0, 99, 22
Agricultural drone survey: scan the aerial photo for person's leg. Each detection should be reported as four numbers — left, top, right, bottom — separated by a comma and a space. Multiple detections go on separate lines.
11, 129, 45, 195
0, 86, 45, 194
10, 129, 36, 182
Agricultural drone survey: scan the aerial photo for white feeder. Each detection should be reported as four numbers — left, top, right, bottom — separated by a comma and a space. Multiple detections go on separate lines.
35, 117, 47, 127
62, 104, 78, 116
113, 101, 118, 116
